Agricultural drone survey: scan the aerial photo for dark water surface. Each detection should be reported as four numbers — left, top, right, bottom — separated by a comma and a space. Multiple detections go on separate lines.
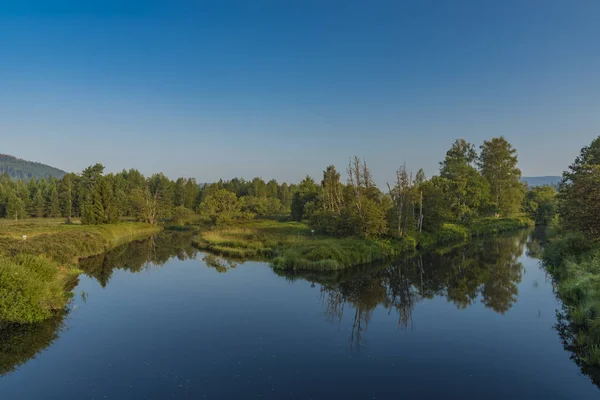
1, 231, 599, 399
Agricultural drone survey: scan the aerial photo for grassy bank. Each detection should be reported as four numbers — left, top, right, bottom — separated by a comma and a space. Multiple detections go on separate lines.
418, 217, 534, 250
0, 219, 161, 324
542, 234, 600, 366
192, 220, 416, 271
192, 217, 530, 271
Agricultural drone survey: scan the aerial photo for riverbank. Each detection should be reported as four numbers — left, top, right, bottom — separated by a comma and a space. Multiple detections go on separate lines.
192, 220, 415, 271
0, 219, 161, 324
542, 233, 600, 367
418, 217, 534, 250
192, 217, 533, 271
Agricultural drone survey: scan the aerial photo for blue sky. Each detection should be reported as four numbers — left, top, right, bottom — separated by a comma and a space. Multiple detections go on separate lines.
1, 1, 599, 185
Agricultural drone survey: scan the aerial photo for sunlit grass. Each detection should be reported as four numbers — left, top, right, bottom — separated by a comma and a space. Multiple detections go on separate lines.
192, 220, 416, 271
0, 218, 161, 324
0, 255, 79, 324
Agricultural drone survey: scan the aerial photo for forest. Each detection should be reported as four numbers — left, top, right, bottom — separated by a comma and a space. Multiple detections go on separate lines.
0, 154, 66, 181
0, 136, 548, 237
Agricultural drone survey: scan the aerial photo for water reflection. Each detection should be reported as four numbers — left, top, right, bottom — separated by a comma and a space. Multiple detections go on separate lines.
79, 232, 198, 286
0, 313, 67, 377
555, 309, 600, 387
280, 231, 529, 347
202, 254, 239, 273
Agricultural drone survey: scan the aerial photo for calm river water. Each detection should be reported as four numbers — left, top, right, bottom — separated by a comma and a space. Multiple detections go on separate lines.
1, 230, 598, 399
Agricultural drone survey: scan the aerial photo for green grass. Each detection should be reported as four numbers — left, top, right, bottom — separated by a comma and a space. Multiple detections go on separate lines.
193, 220, 416, 271
0, 218, 162, 324
543, 234, 600, 367
0, 220, 161, 264
193, 217, 533, 271
468, 216, 534, 237
418, 223, 469, 249
417, 217, 533, 250
0, 255, 79, 324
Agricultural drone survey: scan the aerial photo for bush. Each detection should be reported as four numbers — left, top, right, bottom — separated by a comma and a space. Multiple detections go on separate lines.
543, 235, 600, 367
469, 217, 534, 237
170, 206, 199, 225
0, 255, 74, 324
418, 223, 468, 249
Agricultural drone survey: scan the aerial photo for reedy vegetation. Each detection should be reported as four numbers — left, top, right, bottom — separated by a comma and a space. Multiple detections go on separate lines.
542, 136, 600, 368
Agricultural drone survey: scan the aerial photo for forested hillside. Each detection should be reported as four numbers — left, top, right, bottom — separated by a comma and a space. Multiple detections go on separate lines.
0, 154, 66, 180
522, 176, 561, 187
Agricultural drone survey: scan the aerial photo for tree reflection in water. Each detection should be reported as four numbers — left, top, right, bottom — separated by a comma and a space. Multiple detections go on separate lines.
0, 312, 67, 377
286, 231, 529, 348
79, 232, 199, 287
1, 232, 200, 377
0, 231, 529, 376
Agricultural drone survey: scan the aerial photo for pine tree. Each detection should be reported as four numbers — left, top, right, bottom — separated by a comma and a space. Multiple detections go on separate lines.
47, 185, 61, 218
32, 188, 45, 218
414, 169, 426, 186
79, 164, 105, 224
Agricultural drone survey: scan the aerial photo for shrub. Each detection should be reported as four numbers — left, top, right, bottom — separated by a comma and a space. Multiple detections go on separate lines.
0, 255, 73, 324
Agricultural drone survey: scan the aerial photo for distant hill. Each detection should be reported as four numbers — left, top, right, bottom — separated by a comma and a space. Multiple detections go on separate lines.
522, 176, 561, 188
0, 154, 66, 180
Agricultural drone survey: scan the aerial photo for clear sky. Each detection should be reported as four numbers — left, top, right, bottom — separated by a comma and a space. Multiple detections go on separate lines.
1, 1, 599, 185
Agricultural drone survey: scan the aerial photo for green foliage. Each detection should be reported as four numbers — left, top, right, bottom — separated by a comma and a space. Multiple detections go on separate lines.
478, 137, 525, 215
198, 189, 252, 227
291, 176, 319, 222
558, 136, 600, 238
0, 255, 73, 324
271, 236, 415, 271
170, 205, 199, 225
418, 217, 533, 249
239, 196, 284, 217
524, 185, 557, 225
439, 139, 491, 219
419, 223, 468, 248
31, 188, 45, 218
542, 137, 600, 368
543, 237, 600, 367
468, 217, 534, 237
5, 190, 25, 221
420, 179, 452, 231
0, 219, 160, 324
47, 185, 61, 218
192, 219, 416, 271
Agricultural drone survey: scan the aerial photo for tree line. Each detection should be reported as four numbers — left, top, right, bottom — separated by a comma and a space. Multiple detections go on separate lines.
292, 136, 531, 238
0, 164, 296, 225
0, 136, 551, 236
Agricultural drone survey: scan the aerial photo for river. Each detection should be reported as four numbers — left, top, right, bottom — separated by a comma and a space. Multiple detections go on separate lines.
0, 230, 598, 399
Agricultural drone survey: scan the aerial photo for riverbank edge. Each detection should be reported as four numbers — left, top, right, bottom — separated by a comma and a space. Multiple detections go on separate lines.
0, 222, 162, 324
542, 233, 600, 368
191, 217, 534, 271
